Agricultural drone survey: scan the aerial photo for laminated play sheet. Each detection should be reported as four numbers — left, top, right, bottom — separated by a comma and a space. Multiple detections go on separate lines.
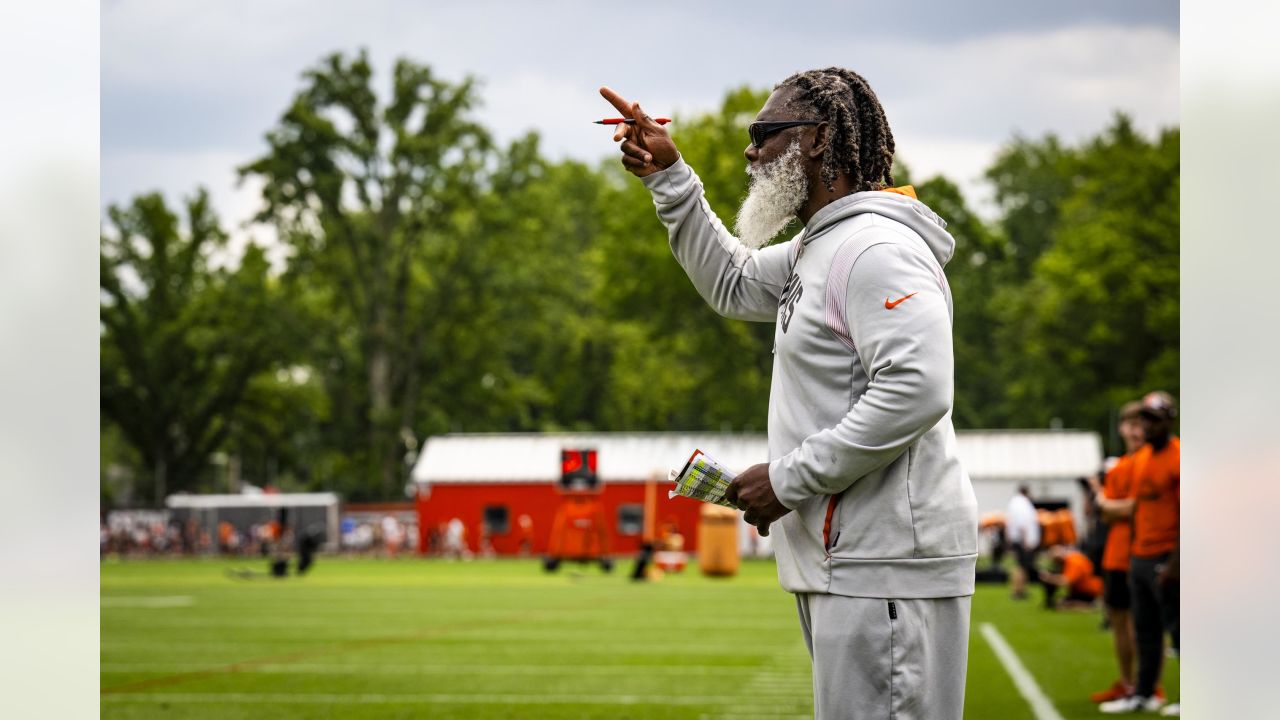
669, 449, 738, 508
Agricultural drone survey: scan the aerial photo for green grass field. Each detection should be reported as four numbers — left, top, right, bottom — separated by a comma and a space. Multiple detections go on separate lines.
101, 557, 1178, 719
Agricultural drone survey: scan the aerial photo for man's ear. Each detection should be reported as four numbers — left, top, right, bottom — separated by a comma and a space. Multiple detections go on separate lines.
808, 121, 831, 159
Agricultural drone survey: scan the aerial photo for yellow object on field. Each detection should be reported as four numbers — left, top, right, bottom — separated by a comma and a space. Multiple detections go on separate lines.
697, 504, 740, 577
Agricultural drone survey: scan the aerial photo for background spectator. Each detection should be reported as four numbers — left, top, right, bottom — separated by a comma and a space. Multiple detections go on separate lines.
1039, 544, 1103, 609
1006, 485, 1041, 600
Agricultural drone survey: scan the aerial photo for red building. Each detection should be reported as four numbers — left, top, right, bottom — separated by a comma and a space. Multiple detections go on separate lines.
410, 433, 766, 556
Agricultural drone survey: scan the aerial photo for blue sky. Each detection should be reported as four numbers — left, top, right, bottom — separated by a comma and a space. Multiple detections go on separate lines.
102, 0, 1178, 247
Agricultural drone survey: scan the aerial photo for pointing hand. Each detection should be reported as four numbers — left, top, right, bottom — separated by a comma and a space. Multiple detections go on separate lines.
599, 86, 679, 178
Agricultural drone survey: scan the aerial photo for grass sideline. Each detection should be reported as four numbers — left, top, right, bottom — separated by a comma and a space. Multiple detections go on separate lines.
101, 557, 1178, 719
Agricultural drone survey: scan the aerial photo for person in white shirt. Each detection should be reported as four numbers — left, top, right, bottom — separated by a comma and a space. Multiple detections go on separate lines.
444, 517, 469, 560
381, 515, 404, 557
1005, 485, 1041, 599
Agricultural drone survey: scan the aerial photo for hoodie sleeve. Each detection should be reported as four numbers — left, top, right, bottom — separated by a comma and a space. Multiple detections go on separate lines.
641, 158, 794, 322
768, 239, 954, 508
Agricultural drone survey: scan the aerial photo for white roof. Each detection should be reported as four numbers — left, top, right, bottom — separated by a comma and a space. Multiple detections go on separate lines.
411, 430, 1103, 484
165, 492, 340, 509
412, 432, 766, 484
956, 429, 1103, 480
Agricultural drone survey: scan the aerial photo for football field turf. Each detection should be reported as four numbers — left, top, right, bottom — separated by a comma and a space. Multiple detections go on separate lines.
101, 557, 1178, 719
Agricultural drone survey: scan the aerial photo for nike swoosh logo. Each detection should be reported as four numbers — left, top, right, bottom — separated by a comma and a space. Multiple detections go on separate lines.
884, 293, 917, 309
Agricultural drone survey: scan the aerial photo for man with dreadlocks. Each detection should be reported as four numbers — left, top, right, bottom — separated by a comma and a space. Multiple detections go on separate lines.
601, 69, 978, 719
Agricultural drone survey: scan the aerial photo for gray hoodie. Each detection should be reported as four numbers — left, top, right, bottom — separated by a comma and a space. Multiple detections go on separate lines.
643, 158, 978, 599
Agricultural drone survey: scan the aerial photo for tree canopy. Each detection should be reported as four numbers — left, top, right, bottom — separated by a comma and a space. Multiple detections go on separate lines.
100, 190, 295, 502
101, 53, 1179, 501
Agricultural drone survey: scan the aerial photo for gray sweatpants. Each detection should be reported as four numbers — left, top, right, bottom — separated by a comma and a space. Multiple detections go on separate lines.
795, 593, 971, 720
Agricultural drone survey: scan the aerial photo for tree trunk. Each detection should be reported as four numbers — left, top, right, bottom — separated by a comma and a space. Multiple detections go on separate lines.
153, 457, 167, 507
367, 342, 396, 498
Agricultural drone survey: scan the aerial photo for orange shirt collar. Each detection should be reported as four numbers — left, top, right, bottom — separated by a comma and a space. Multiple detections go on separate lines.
881, 185, 917, 200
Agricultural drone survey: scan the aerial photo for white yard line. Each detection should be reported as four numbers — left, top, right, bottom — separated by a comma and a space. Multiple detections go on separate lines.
698, 647, 812, 720
100, 596, 194, 608
102, 692, 797, 706
979, 622, 1066, 720
100, 662, 751, 675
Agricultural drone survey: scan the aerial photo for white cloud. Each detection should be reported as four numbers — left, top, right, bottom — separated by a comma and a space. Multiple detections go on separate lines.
102, 3, 1179, 227
102, 149, 283, 270
876, 25, 1179, 144
894, 136, 1002, 218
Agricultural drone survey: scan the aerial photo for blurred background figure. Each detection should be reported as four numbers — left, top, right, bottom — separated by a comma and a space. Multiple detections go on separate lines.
217, 520, 236, 555
348, 522, 375, 554
653, 520, 687, 573
257, 519, 278, 558
381, 514, 404, 558
478, 521, 496, 559
1039, 544, 1103, 609
338, 517, 358, 556
443, 517, 470, 560
1090, 400, 1147, 704
974, 511, 1009, 584
1099, 391, 1180, 716
426, 522, 443, 557
269, 508, 291, 577
1078, 473, 1106, 573
296, 524, 324, 575
182, 517, 199, 554
516, 514, 534, 557
1005, 485, 1041, 600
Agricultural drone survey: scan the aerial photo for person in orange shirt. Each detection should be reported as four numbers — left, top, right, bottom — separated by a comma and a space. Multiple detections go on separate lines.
1039, 544, 1104, 607
1089, 401, 1148, 702
1097, 391, 1180, 716
218, 520, 235, 554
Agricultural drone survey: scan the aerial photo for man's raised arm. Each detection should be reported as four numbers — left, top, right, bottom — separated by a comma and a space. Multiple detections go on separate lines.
600, 86, 791, 321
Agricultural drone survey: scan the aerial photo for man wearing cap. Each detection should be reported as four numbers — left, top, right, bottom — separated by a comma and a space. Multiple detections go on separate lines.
1098, 391, 1180, 715
1090, 400, 1150, 703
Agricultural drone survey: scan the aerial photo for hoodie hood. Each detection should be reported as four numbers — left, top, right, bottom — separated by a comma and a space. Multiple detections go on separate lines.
801, 188, 956, 267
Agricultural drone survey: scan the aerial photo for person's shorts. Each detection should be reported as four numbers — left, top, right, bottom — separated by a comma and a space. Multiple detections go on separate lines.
1013, 543, 1038, 573
1103, 569, 1131, 610
1066, 587, 1099, 604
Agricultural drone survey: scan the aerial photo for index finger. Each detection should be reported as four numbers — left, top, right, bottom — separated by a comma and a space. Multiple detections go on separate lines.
723, 479, 740, 507
599, 86, 635, 118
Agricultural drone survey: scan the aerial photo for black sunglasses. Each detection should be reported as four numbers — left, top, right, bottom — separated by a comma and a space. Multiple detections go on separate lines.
749, 120, 822, 148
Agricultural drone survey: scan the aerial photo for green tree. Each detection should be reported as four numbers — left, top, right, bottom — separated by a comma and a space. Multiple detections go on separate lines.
910, 174, 1006, 429
219, 364, 332, 492
100, 191, 291, 502
447, 137, 613, 433
996, 116, 1179, 442
377, 132, 617, 438
240, 50, 494, 498
102, 68, 1180, 502
985, 133, 1079, 279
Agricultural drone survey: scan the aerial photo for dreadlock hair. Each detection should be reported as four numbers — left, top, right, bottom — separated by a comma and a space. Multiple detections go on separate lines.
776, 67, 895, 193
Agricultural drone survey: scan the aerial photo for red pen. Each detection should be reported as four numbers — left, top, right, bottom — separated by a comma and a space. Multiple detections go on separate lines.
594, 117, 672, 125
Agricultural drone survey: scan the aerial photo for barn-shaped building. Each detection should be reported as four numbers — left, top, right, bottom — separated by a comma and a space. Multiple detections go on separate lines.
409, 430, 1104, 556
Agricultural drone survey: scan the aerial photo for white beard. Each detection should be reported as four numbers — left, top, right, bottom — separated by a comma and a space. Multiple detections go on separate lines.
734, 140, 809, 250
